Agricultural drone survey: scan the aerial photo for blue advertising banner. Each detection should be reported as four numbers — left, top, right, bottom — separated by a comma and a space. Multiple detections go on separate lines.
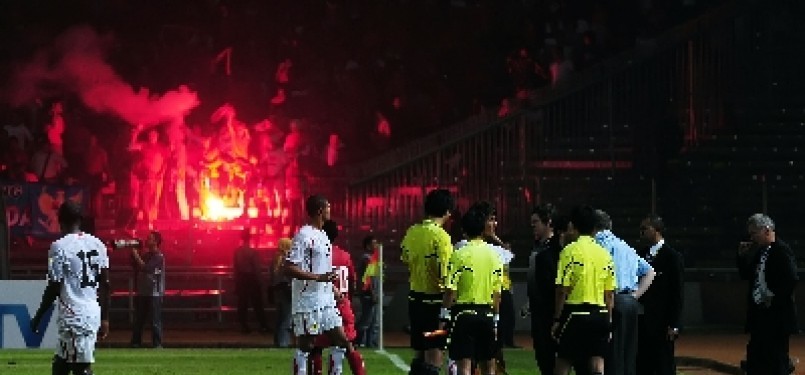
0, 182, 87, 238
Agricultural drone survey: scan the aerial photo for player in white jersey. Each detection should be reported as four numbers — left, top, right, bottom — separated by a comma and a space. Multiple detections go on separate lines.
289, 225, 337, 315
284, 195, 354, 375
30, 201, 110, 375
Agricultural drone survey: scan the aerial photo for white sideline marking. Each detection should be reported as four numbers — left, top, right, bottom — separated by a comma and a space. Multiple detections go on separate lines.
376, 349, 410, 372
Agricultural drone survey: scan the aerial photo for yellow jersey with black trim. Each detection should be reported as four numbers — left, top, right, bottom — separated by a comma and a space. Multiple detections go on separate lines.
401, 218, 453, 294
555, 235, 616, 306
445, 239, 503, 304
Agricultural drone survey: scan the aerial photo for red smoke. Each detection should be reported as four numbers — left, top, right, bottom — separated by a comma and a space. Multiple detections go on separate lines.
8, 26, 199, 126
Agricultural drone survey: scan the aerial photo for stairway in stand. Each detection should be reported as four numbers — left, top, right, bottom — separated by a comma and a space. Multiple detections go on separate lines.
659, 0, 805, 266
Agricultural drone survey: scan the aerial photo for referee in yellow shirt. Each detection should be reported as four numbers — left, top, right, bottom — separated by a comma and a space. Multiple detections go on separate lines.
401, 189, 455, 375
552, 206, 616, 375
441, 207, 504, 375
473, 201, 517, 349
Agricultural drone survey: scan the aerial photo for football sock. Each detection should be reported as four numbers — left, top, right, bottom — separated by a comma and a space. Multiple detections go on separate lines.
69, 363, 92, 375
423, 363, 441, 375
447, 358, 457, 375
328, 347, 345, 375
293, 349, 310, 375
409, 357, 424, 375
346, 347, 366, 375
51, 356, 69, 375
310, 348, 323, 375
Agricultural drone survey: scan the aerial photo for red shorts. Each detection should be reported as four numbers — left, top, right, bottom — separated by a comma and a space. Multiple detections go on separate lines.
315, 299, 356, 346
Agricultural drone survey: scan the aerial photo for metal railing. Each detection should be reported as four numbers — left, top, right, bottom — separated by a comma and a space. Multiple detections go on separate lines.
341, 0, 771, 259
11, 266, 250, 324
12, 265, 805, 330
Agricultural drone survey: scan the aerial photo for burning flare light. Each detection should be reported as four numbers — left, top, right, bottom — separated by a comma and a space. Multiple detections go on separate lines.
202, 194, 244, 222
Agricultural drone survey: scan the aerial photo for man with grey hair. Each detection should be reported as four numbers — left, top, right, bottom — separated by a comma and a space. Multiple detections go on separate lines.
737, 213, 798, 375
593, 210, 655, 375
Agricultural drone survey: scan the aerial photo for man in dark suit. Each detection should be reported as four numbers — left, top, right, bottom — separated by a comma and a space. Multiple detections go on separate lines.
737, 213, 798, 375
526, 204, 562, 375
636, 215, 684, 375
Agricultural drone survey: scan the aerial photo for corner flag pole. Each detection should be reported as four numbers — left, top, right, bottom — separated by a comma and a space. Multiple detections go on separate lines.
378, 243, 384, 350
0, 196, 9, 280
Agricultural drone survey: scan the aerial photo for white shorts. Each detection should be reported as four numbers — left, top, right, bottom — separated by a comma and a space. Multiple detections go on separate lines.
55, 328, 97, 363
292, 306, 342, 336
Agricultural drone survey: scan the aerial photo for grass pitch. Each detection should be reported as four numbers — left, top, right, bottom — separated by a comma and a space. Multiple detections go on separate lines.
0, 347, 545, 375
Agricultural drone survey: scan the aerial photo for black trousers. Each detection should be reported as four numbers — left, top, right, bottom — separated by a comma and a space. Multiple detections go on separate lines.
531, 306, 598, 375
530, 310, 556, 375
499, 289, 516, 346
636, 317, 676, 375
606, 293, 640, 375
746, 326, 791, 375
236, 274, 267, 331
131, 296, 162, 347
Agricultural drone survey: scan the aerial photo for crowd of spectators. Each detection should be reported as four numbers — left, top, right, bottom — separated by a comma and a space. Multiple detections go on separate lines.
0, 0, 722, 223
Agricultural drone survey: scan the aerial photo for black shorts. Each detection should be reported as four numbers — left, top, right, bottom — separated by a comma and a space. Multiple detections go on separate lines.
408, 291, 445, 351
448, 305, 496, 362
555, 304, 609, 361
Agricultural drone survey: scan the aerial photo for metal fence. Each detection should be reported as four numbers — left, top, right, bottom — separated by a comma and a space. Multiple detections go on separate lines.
341, 0, 773, 264
12, 265, 805, 330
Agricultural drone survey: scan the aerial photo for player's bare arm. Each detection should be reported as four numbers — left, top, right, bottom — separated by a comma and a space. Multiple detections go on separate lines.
492, 290, 502, 337
551, 285, 572, 340
436, 288, 456, 335
131, 248, 146, 268
284, 260, 336, 282
604, 289, 614, 324
98, 268, 111, 340
332, 283, 344, 302
30, 281, 61, 334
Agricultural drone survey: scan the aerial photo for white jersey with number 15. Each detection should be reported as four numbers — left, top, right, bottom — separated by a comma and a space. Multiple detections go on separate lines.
48, 232, 109, 331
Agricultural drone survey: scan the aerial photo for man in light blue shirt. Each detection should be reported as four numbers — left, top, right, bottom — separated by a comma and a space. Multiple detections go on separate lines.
594, 210, 655, 375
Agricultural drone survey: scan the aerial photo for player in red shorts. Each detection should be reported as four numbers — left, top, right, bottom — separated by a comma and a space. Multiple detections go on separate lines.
310, 220, 366, 375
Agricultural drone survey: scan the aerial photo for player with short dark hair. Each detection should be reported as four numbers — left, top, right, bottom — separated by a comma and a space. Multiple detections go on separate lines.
306, 194, 329, 217
310, 220, 366, 375
285, 195, 359, 375
552, 206, 616, 375
401, 189, 455, 375
441, 207, 504, 375
30, 201, 110, 375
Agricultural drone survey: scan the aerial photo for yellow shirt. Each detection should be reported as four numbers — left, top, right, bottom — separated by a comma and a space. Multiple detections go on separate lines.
401, 219, 453, 294
445, 239, 503, 305
555, 235, 616, 306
